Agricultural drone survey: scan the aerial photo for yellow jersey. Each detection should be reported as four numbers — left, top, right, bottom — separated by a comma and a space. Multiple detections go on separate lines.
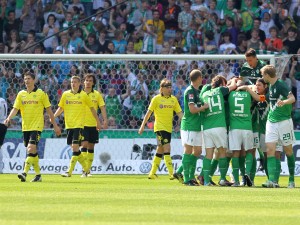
13, 86, 51, 131
84, 90, 105, 127
148, 94, 182, 133
58, 90, 93, 129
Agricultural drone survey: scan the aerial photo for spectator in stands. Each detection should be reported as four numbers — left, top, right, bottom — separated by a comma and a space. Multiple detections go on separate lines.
232, 34, 247, 54
112, 29, 127, 54
172, 74, 187, 110
106, 41, 115, 53
81, 32, 100, 54
208, 0, 220, 18
142, 22, 157, 54
67, 28, 83, 54
289, 57, 300, 110
219, 31, 236, 54
191, 0, 207, 12
81, 0, 93, 17
4, 10, 21, 39
283, 26, 300, 54
222, 16, 238, 45
92, 7, 108, 28
246, 17, 266, 42
162, 0, 181, 41
247, 28, 263, 50
129, 0, 152, 30
178, 0, 193, 34
43, 0, 66, 27
43, 14, 59, 54
183, 21, 199, 53
103, 68, 125, 95
148, 0, 163, 17
68, 0, 84, 14
271, 0, 289, 31
56, 33, 70, 54
98, 29, 109, 53
61, 12, 73, 35
203, 30, 217, 54
144, 9, 165, 54
5, 29, 22, 53
126, 40, 137, 54
20, 0, 43, 33
279, 17, 296, 40
20, 30, 38, 54
110, 0, 131, 28
292, 1, 300, 28
129, 90, 148, 129
223, 0, 240, 26
264, 26, 283, 52
240, 0, 259, 33
259, 10, 275, 38
105, 85, 123, 128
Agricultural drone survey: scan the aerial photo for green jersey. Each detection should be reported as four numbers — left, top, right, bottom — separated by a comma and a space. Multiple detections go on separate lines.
228, 91, 252, 130
240, 59, 266, 84
201, 86, 229, 130
255, 95, 269, 134
181, 85, 202, 131
268, 79, 292, 123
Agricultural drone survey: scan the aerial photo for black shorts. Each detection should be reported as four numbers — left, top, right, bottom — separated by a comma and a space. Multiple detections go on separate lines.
23, 131, 41, 147
155, 130, 171, 146
67, 128, 83, 145
0, 123, 8, 146
82, 126, 99, 144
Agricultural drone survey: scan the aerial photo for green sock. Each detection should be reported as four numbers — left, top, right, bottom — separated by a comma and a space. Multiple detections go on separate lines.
210, 159, 219, 178
176, 164, 183, 174
245, 153, 253, 176
226, 157, 231, 172
232, 157, 240, 183
239, 156, 245, 176
274, 158, 281, 183
219, 157, 227, 180
264, 158, 268, 179
287, 154, 295, 182
182, 154, 191, 182
203, 157, 212, 185
189, 154, 198, 180
250, 157, 257, 181
267, 156, 276, 182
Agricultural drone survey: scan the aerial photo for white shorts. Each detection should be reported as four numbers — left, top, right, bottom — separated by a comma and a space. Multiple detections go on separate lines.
265, 118, 295, 146
203, 127, 227, 149
180, 130, 203, 147
229, 129, 253, 151
253, 132, 259, 149
259, 133, 266, 152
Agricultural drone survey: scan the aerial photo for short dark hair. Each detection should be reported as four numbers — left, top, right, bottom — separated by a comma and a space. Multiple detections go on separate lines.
84, 73, 97, 89
245, 48, 257, 58
23, 71, 35, 80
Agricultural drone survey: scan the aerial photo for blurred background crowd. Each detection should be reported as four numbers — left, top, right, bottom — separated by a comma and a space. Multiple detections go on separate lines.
0, 0, 299, 130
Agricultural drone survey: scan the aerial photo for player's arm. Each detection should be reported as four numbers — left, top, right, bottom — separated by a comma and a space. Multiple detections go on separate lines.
46, 107, 61, 136
90, 107, 101, 131
189, 103, 209, 114
100, 105, 108, 129
138, 110, 152, 135
277, 92, 295, 107
4, 108, 19, 126
54, 107, 64, 118
176, 111, 183, 120
237, 85, 262, 102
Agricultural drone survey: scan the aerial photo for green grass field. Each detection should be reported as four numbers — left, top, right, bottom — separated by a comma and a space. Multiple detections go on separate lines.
0, 174, 300, 225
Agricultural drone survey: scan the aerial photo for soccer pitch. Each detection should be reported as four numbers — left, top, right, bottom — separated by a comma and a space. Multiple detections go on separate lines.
0, 175, 299, 225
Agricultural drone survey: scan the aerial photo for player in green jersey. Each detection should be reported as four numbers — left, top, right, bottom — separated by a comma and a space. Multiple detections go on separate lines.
174, 69, 208, 186
138, 79, 183, 180
228, 80, 254, 187
240, 48, 267, 85
200, 75, 237, 186
239, 65, 296, 188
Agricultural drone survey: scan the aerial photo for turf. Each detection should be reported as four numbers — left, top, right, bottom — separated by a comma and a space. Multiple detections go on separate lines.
0, 174, 300, 225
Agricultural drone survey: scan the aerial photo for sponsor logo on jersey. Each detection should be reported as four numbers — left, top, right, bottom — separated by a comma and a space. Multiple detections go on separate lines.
66, 100, 83, 104
189, 94, 194, 100
22, 100, 38, 105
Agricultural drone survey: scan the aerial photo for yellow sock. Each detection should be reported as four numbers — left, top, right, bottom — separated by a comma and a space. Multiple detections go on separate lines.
78, 152, 88, 172
150, 155, 162, 175
68, 155, 78, 175
164, 154, 174, 176
81, 148, 88, 159
86, 150, 94, 172
32, 155, 41, 175
24, 156, 34, 174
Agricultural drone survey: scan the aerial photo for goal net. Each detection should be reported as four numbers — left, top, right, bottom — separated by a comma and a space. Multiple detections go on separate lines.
0, 54, 296, 175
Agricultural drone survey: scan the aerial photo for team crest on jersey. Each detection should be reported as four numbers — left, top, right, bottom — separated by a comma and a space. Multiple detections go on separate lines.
189, 94, 194, 99
33, 95, 36, 98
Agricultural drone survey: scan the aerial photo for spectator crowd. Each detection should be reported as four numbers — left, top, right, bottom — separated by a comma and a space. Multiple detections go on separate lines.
0, 0, 299, 129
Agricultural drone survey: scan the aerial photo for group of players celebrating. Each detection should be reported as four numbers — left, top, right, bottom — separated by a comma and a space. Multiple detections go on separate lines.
140, 48, 296, 188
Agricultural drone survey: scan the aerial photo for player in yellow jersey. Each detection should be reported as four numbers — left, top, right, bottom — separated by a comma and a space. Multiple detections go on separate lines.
54, 76, 101, 177
4, 72, 61, 182
81, 74, 108, 177
138, 78, 183, 180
